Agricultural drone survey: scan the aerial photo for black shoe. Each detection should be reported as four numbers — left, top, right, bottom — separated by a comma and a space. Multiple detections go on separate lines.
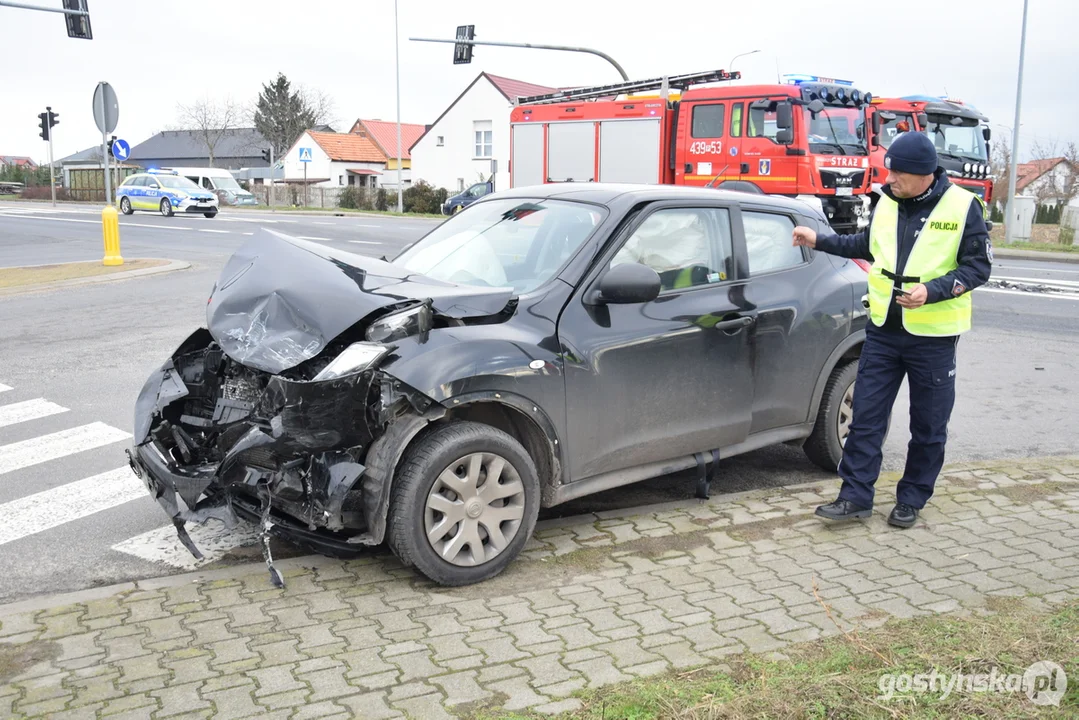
815, 499, 872, 521
888, 503, 918, 528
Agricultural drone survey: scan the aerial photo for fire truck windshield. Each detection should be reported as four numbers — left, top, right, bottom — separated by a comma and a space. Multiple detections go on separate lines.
878, 113, 914, 149
922, 120, 988, 162
804, 107, 867, 156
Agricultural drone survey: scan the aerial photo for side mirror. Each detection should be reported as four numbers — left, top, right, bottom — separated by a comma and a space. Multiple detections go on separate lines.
871, 111, 881, 135
916, 112, 928, 128
597, 263, 661, 304
776, 102, 793, 130
807, 99, 825, 115
775, 128, 794, 145
983, 126, 991, 142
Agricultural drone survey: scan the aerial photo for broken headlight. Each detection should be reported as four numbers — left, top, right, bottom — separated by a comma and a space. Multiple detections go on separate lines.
365, 304, 432, 343
312, 342, 392, 381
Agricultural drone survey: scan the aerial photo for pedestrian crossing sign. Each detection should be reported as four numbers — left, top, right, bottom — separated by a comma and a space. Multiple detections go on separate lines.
298, 147, 313, 162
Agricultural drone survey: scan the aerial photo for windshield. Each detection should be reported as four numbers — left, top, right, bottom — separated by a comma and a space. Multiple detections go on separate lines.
394, 198, 605, 293
804, 107, 867, 155
922, 120, 988, 162
212, 175, 243, 190
877, 112, 914, 149
156, 175, 201, 190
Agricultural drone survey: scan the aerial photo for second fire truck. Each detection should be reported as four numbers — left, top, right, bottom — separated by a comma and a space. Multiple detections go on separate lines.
508, 71, 880, 233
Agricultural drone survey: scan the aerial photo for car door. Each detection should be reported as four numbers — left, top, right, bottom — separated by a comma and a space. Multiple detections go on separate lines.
738, 206, 851, 432
142, 177, 162, 209
558, 201, 755, 481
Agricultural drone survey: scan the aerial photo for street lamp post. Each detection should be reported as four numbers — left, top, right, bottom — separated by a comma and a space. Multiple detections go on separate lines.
728, 49, 760, 76
1004, 0, 1029, 244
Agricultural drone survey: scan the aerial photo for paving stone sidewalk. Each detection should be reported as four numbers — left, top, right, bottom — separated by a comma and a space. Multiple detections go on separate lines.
3, 457, 1079, 719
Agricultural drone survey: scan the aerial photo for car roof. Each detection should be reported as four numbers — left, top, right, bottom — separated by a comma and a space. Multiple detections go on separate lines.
487, 182, 820, 216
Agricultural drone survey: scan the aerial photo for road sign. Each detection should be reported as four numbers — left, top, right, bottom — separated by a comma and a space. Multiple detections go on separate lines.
454, 24, 474, 64
111, 138, 130, 161
92, 81, 118, 134
298, 147, 313, 162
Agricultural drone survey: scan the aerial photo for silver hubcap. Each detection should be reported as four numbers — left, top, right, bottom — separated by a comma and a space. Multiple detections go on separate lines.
121, 198, 129, 212
838, 380, 855, 445
424, 452, 525, 567
161, 201, 169, 215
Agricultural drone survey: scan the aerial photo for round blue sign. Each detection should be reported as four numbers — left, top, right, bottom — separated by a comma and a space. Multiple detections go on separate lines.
729, 146, 739, 157
111, 138, 131, 161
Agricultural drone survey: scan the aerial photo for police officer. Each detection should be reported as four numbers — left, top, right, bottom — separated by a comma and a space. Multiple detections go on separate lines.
791, 131, 992, 528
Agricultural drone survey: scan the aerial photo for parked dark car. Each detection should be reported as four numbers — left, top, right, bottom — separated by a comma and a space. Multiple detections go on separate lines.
442, 181, 492, 215
128, 183, 869, 587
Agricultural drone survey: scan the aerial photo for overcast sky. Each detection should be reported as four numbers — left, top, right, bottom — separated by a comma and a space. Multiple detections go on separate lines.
4, 0, 1075, 164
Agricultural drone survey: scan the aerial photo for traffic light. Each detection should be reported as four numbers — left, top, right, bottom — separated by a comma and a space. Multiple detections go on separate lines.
38, 112, 50, 141
62, 0, 92, 40
48, 109, 59, 129
261, 147, 272, 163
453, 25, 475, 65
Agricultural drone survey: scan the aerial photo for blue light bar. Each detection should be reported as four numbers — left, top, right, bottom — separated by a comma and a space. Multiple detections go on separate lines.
781, 73, 854, 86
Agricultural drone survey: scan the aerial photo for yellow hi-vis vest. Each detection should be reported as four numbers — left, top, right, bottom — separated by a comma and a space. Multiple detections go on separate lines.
867, 184, 976, 336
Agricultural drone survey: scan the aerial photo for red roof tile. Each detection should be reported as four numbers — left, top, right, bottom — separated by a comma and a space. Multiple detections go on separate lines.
354, 120, 426, 161
484, 73, 558, 102
307, 131, 386, 163
1015, 157, 1068, 191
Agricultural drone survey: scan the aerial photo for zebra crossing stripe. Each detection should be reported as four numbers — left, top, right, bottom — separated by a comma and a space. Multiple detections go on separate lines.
0, 467, 146, 546
0, 398, 68, 428
112, 519, 261, 570
0, 422, 131, 475
0, 384, 11, 393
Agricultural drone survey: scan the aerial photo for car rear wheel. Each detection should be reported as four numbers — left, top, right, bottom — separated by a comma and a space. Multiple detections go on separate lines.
204, 211, 217, 218
159, 198, 173, 217
119, 196, 133, 215
804, 360, 859, 472
387, 421, 539, 586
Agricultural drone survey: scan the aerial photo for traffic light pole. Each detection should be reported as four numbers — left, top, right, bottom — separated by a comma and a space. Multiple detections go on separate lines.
270, 147, 275, 212
47, 106, 55, 207
408, 36, 629, 81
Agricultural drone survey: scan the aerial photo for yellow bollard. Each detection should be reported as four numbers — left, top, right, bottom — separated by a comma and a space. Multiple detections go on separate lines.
102, 205, 123, 266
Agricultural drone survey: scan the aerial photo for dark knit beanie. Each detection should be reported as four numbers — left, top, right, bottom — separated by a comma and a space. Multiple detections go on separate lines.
885, 132, 938, 175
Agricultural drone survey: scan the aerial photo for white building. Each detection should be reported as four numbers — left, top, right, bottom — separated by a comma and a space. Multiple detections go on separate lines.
1015, 157, 1077, 207
282, 129, 420, 191
409, 72, 557, 194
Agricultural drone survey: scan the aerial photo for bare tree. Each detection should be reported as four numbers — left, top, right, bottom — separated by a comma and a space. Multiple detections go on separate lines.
175, 96, 243, 167
1026, 139, 1068, 206
1063, 141, 1079, 206
990, 137, 1012, 210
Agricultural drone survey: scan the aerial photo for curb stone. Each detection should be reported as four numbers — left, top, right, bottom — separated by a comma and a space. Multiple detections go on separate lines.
0, 258, 190, 297
993, 248, 1079, 264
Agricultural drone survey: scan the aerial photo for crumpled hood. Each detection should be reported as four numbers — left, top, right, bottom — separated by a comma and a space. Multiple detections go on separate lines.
206, 229, 514, 374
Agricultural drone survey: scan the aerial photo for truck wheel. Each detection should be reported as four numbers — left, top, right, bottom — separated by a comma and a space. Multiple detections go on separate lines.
387, 421, 539, 586
804, 360, 859, 472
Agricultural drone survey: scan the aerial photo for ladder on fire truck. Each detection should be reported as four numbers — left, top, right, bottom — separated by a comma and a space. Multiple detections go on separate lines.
514, 69, 741, 106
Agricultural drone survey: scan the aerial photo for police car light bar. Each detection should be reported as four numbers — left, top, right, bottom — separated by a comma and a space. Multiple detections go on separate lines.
781, 73, 854, 86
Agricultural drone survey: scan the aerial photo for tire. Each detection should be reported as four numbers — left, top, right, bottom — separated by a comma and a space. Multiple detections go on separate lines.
387, 421, 540, 586
204, 211, 217, 218
452, 204, 463, 214
159, 198, 173, 217
804, 360, 859, 472
119, 196, 133, 215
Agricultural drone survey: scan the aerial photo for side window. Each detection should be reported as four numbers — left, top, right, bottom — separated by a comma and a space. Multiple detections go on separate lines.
611, 207, 733, 292
202, 178, 213, 189
748, 106, 779, 141
730, 103, 744, 138
691, 104, 725, 138
742, 211, 806, 275
130, 176, 146, 186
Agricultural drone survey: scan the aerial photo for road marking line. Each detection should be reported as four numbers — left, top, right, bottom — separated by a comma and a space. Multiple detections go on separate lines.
349, 240, 382, 245
979, 288, 1079, 301
0, 467, 146, 546
0, 422, 132, 476
123, 223, 184, 230
996, 264, 1079, 275
198, 229, 230, 234
314, 222, 334, 225
297, 236, 331, 241
0, 399, 68, 429
0, 214, 98, 224
355, 224, 380, 228
992, 275, 1079, 288
243, 232, 254, 236
112, 518, 261, 569
0, 384, 11, 393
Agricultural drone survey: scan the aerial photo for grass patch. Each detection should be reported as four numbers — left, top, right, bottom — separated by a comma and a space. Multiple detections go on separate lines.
468, 599, 1079, 719
0, 258, 168, 288
990, 224, 1078, 253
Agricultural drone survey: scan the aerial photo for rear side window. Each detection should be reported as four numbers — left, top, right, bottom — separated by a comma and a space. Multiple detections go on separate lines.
742, 211, 806, 275
691, 104, 725, 138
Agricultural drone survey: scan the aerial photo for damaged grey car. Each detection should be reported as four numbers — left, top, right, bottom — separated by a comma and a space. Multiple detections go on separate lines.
128, 184, 868, 587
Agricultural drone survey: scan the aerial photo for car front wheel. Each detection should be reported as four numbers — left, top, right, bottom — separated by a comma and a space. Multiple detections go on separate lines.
119, 196, 133, 215
159, 198, 173, 217
804, 360, 859, 472
387, 421, 540, 586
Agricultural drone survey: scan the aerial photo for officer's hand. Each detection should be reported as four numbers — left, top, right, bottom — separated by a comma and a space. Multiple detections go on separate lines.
792, 226, 817, 248
896, 283, 928, 309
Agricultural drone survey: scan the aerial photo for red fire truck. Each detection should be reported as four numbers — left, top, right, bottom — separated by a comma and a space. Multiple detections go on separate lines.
508, 70, 879, 233
865, 96, 994, 211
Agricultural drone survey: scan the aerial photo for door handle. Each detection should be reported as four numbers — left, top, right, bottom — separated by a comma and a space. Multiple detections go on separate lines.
713, 315, 755, 332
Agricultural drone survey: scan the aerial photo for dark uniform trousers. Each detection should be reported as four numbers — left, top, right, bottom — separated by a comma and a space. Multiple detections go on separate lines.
836, 326, 959, 510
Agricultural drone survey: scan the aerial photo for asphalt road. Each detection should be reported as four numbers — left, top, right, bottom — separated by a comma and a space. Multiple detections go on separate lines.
1, 201, 1077, 603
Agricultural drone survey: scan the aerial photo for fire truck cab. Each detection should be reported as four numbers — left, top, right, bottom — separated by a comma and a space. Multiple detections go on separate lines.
508, 71, 877, 234
866, 96, 994, 211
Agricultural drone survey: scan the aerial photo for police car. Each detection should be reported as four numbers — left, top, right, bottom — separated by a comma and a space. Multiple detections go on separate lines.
116, 169, 219, 218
